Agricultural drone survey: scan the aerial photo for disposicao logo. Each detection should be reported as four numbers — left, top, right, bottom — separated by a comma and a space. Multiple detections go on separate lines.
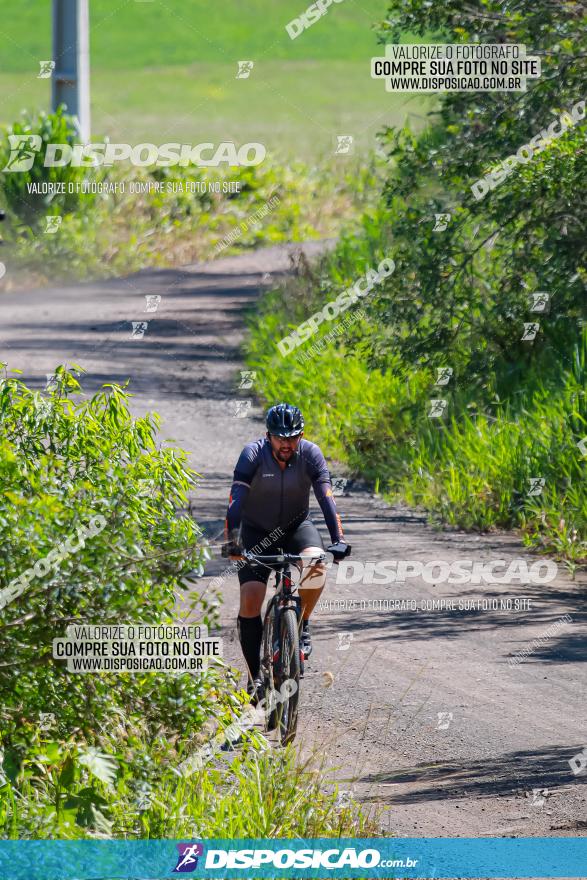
169, 844, 417, 872
173, 843, 204, 873
2, 136, 266, 171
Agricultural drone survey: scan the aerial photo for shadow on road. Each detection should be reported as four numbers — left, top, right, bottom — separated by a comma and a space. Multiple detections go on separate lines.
316, 589, 586, 659
358, 743, 587, 804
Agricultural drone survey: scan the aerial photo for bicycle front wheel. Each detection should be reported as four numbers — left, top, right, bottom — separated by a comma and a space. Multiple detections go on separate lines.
261, 599, 278, 731
278, 607, 301, 745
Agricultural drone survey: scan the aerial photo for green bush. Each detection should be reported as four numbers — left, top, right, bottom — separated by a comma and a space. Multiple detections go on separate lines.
0, 106, 97, 225
0, 365, 220, 748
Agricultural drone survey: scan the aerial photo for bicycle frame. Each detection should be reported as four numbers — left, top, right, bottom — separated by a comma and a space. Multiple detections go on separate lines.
244, 550, 326, 662
242, 550, 326, 743
269, 564, 301, 679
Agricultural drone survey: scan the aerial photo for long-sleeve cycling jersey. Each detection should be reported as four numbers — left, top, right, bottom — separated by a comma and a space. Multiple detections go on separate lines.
225, 437, 344, 543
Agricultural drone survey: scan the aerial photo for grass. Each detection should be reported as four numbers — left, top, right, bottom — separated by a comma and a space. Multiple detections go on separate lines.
245, 240, 587, 569
1, 0, 391, 71
0, 144, 384, 288
0, 63, 421, 157
3, 706, 379, 839
0, 1, 429, 157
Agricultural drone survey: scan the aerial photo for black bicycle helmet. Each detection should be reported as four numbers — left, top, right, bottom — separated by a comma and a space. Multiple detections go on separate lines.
266, 403, 304, 437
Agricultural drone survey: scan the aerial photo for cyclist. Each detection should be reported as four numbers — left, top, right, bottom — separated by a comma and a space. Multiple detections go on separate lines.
222, 402, 350, 702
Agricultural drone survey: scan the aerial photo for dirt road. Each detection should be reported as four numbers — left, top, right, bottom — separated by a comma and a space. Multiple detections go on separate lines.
1, 245, 585, 837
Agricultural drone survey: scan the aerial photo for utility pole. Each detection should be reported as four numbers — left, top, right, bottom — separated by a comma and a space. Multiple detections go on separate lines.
52, 0, 90, 141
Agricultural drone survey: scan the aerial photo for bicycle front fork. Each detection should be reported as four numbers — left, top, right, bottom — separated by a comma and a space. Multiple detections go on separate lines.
273, 596, 304, 673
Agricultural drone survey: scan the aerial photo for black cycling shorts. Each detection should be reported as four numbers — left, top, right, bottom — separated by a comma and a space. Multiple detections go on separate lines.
237, 519, 324, 586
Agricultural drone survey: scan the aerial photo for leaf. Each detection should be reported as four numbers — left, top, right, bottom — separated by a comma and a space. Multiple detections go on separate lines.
1, 748, 20, 783
78, 748, 118, 789
64, 788, 112, 832
35, 742, 62, 764
59, 756, 76, 789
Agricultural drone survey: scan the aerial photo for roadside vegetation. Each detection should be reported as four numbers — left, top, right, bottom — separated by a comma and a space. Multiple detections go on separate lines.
0, 107, 381, 289
247, 0, 587, 571
0, 366, 374, 838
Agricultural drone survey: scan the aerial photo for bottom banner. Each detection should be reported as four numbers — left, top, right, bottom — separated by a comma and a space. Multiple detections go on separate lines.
0, 837, 585, 879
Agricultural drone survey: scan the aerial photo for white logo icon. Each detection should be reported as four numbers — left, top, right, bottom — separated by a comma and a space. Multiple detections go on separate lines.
332, 477, 348, 496
337, 632, 354, 652
530, 788, 548, 806
239, 370, 256, 389
130, 321, 149, 339
433, 213, 451, 232
136, 480, 155, 498
0, 262, 6, 281
38, 60, 55, 79
136, 784, 153, 809
569, 746, 587, 776
528, 477, 545, 496
335, 135, 354, 155
429, 399, 448, 418
145, 295, 161, 313
335, 789, 352, 807
437, 711, 453, 730
236, 61, 254, 79
44, 216, 62, 234
39, 712, 56, 730
530, 292, 549, 313
2, 134, 43, 172
435, 367, 453, 385
231, 399, 252, 418
522, 322, 539, 341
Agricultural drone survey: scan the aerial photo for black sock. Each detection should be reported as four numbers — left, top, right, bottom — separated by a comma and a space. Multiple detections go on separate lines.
237, 615, 263, 680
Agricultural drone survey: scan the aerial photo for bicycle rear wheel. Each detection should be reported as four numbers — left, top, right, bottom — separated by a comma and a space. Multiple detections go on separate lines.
277, 607, 301, 745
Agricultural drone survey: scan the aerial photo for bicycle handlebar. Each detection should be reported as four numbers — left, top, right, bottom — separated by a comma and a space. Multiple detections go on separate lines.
242, 551, 327, 566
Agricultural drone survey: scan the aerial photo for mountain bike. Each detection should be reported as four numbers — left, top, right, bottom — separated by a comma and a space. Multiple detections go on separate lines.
243, 550, 327, 745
